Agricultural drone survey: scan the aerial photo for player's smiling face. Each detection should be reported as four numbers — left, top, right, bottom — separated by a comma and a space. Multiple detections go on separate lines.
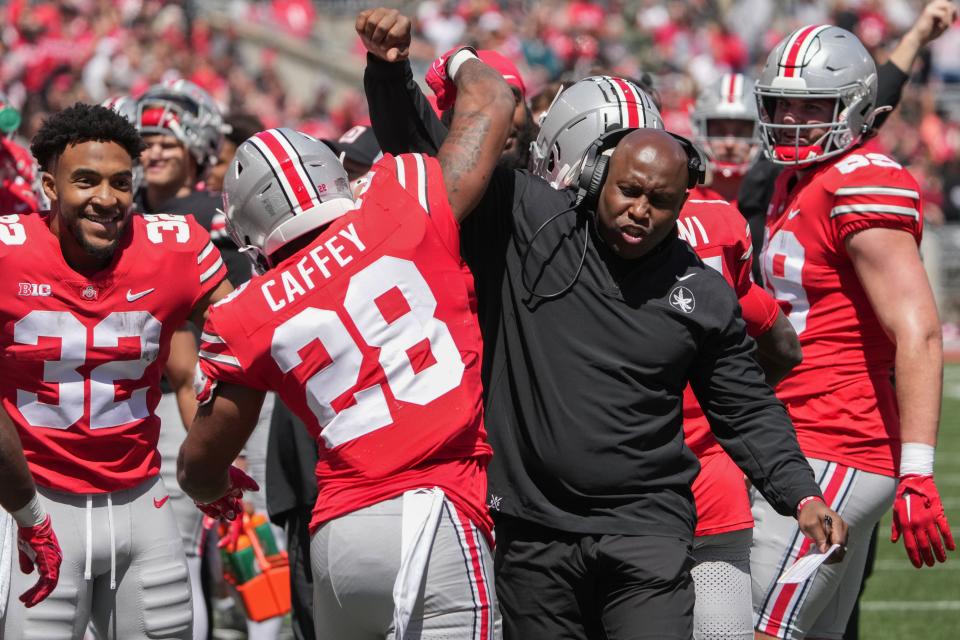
772, 97, 835, 146
596, 130, 688, 261
141, 133, 191, 189
43, 140, 134, 269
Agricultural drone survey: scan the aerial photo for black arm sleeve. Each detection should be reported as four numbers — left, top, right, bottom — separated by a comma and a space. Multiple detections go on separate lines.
689, 292, 821, 517
364, 53, 448, 155
875, 60, 910, 129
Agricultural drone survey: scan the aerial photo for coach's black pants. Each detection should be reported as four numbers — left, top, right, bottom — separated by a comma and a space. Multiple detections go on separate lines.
494, 516, 694, 640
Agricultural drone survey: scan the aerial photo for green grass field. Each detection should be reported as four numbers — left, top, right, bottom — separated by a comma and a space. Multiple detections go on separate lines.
857, 364, 960, 639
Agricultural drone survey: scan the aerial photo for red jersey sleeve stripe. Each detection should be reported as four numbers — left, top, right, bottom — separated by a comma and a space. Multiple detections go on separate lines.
829, 204, 919, 220
197, 241, 215, 264
834, 186, 919, 199
199, 349, 241, 368
199, 255, 225, 283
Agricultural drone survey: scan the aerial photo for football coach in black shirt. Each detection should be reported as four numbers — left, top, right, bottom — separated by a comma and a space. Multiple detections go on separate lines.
356, 9, 848, 639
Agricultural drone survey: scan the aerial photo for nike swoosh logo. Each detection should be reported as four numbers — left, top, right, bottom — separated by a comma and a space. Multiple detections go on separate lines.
788, 208, 801, 219
676, 273, 696, 281
153, 496, 170, 509
126, 288, 155, 302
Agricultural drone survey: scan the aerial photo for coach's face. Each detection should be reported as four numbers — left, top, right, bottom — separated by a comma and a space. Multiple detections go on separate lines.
596, 129, 688, 261
43, 140, 134, 268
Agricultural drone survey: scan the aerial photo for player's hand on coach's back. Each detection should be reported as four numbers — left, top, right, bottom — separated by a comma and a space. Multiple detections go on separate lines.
797, 497, 848, 564
356, 7, 411, 62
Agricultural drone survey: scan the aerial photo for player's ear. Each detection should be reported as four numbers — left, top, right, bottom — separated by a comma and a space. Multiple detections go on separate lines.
41, 170, 57, 204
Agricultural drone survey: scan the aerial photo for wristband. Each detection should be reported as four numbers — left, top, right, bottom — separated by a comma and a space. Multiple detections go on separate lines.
447, 48, 479, 82
899, 442, 935, 477
11, 493, 46, 527
796, 495, 824, 518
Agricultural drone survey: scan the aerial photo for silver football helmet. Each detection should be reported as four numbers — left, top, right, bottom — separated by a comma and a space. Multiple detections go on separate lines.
102, 95, 143, 191
223, 128, 355, 272
690, 73, 759, 177
755, 25, 878, 166
136, 79, 226, 168
529, 76, 663, 188
101, 95, 138, 124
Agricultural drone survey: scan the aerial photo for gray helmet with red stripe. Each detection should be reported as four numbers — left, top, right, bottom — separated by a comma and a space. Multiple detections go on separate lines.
136, 79, 226, 168
529, 76, 663, 189
222, 128, 355, 272
690, 73, 759, 177
755, 25, 878, 166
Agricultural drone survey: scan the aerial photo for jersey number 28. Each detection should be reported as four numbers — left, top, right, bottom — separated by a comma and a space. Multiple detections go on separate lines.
270, 256, 466, 448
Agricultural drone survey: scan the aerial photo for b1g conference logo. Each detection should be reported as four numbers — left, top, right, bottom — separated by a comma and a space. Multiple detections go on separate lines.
18, 282, 51, 297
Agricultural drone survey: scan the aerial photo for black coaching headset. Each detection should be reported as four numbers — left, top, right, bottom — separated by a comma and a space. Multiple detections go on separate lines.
575, 128, 707, 210
522, 127, 707, 300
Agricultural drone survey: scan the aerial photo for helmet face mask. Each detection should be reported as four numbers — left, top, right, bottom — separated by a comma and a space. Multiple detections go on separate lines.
755, 25, 877, 166
223, 128, 356, 273
529, 75, 663, 189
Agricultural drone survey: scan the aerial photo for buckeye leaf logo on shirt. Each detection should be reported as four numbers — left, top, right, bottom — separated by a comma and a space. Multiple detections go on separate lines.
669, 285, 695, 314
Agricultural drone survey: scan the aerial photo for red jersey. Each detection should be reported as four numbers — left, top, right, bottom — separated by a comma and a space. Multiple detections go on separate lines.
679, 191, 781, 535
762, 147, 923, 477
196, 153, 493, 538
0, 212, 226, 493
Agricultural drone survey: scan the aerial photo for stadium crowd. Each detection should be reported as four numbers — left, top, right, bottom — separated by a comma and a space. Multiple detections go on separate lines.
0, 1, 958, 640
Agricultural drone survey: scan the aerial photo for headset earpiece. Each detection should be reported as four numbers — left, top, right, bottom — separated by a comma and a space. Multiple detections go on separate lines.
576, 128, 632, 210
576, 129, 706, 210
667, 132, 706, 190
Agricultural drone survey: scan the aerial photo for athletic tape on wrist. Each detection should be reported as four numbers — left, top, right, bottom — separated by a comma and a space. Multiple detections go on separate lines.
447, 48, 479, 82
11, 493, 46, 527
900, 442, 935, 476
796, 495, 825, 518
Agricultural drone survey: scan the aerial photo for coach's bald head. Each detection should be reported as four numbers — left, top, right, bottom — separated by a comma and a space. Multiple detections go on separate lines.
595, 129, 689, 260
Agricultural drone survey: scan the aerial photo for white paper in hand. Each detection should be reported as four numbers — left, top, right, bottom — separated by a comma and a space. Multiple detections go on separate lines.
777, 544, 841, 584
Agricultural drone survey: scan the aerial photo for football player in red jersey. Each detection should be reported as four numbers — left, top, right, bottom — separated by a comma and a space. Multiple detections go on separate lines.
177, 45, 515, 639
751, 26, 955, 640
0, 104, 232, 639
1, 406, 62, 609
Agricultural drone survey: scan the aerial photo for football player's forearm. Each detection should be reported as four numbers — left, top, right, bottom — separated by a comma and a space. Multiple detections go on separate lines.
754, 312, 802, 386
438, 58, 514, 221
177, 436, 231, 503
0, 413, 37, 514
894, 323, 943, 447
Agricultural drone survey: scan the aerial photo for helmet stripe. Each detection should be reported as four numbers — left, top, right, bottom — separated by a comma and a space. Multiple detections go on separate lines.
725, 73, 736, 103
611, 77, 640, 128
780, 25, 830, 78
250, 130, 318, 215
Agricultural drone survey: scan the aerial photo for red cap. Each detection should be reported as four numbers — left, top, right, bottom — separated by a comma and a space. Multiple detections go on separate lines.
478, 50, 526, 100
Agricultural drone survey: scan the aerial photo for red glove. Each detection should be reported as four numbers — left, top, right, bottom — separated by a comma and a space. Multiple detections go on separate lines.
425, 46, 475, 111
17, 514, 63, 608
891, 474, 955, 567
194, 466, 259, 522
217, 514, 245, 550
